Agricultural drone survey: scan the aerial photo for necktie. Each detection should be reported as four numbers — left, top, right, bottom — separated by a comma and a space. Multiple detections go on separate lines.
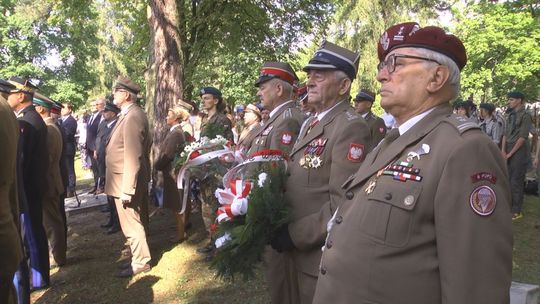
307, 118, 319, 134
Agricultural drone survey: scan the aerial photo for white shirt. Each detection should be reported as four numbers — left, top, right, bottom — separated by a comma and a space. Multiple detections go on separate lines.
316, 100, 344, 121
397, 108, 435, 136
107, 118, 118, 128
120, 103, 135, 116
269, 100, 294, 118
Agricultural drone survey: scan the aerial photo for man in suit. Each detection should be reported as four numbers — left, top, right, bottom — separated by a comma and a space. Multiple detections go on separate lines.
60, 103, 78, 197
34, 96, 67, 267
0, 79, 24, 304
247, 62, 305, 157
354, 89, 387, 147
105, 76, 152, 277
269, 42, 371, 304
313, 22, 512, 304
6, 77, 50, 289
87, 98, 105, 194
97, 102, 121, 234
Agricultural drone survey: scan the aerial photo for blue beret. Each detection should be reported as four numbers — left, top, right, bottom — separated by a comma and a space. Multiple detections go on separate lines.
507, 91, 525, 99
199, 86, 222, 98
303, 40, 360, 80
355, 89, 375, 102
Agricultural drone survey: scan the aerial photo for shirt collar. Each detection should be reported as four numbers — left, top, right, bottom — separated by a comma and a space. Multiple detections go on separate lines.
269, 100, 294, 118
397, 108, 436, 136
107, 118, 118, 128
361, 112, 368, 119
316, 100, 343, 121
120, 103, 135, 116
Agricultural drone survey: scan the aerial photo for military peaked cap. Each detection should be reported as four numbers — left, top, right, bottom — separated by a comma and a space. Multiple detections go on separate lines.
255, 62, 298, 87
303, 41, 360, 80
113, 76, 141, 94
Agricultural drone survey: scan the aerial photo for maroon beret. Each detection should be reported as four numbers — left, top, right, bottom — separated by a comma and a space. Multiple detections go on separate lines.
378, 22, 467, 70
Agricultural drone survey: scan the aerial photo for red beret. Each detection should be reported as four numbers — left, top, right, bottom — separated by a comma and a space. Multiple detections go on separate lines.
378, 22, 467, 70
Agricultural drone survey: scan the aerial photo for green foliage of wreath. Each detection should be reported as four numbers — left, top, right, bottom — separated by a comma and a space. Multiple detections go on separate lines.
211, 166, 289, 281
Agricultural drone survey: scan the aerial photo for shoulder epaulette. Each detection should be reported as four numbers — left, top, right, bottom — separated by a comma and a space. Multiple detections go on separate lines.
345, 111, 360, 121
282, 108, 292, 119
444, 114, 480, 134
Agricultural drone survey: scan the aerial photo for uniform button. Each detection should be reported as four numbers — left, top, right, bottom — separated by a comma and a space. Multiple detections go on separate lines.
326, 240, 333, 249
335, 216, 343, 224
404, 195, 415, 206
385, 193, 392, 200
286, 172, 291, 177
345, 191, 354, 200
320, 267, 327, 275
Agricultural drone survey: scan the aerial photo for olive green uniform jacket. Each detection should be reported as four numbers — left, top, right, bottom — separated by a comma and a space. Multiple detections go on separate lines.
363, 110, 387, 147
313, 104, 512, 304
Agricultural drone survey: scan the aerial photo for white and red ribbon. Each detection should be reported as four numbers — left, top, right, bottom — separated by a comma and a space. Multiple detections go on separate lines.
215, 179, 253, 223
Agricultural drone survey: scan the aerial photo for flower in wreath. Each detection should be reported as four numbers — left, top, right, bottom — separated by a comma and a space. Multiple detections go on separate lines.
210, 149, 289, 280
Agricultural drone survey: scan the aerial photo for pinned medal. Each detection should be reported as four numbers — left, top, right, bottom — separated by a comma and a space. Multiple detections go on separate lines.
407, 144, 430, 162
470, 185, 496, 216
310, 156, 322, 168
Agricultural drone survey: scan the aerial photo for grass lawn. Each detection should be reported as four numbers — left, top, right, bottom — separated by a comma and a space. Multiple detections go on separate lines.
29, 153, 540, 303
512, 194, 540, 287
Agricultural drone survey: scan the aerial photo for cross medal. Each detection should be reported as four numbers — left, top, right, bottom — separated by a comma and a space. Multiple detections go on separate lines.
365, 168, 386, 195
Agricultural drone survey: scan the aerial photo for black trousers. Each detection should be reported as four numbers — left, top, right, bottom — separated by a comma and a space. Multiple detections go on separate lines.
88, 149, 100, 189
65, 154, 76, 192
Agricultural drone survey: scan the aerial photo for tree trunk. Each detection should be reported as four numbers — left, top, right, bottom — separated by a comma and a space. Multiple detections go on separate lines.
147, 0, 184, 164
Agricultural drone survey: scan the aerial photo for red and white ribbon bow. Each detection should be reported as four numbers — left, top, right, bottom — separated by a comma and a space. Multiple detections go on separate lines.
215, 179, 253, 223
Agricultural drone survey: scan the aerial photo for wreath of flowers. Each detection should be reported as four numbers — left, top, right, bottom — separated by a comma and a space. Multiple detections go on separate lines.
210, 149, 289, 280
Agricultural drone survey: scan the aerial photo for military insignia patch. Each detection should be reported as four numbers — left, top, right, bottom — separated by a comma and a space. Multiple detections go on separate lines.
470, 185, 496, 216
380, 31, 390, 50
262, 125, 273, 136
281, 132, 293, 145
470, 172, 497, 184
347, 143, 364, 162
379, 127, 385, 133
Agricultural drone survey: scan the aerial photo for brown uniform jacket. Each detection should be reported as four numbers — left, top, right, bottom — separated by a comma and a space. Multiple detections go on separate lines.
0, 99, 22, 277
314, 104, 512, 304
43, 117, 64, 198
105, 104, 151, 202
285, 100, 371, 276
154, 126, 185, 211
248, 101, 305, 157
364, 111, 387, 147
236, 123, 261, 154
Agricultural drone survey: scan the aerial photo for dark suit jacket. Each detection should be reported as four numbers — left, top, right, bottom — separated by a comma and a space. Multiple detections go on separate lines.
96, 118, 117, 178
61, 115, 77, 156
86, 112, 102, 151
18, 105, 49, 203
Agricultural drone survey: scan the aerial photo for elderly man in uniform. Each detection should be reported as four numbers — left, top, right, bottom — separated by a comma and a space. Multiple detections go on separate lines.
0, 79, 24, 304
196, 86, 234, 257
479, 102, 503, 146
6, 77, 51, 290
354, 89, 387, 147
236, 103, 262, 153
502, 91, 532, 220
246, 62, 306, 303
34, 96, 67, 268
248, 62, 305, 157
106, 76, 152, 277
313, 22, 513, 304
97, 102, 121, 234
269, 41, 371, 304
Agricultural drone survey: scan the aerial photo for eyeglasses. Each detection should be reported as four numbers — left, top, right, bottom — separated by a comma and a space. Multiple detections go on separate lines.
377, 54, 440, 74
